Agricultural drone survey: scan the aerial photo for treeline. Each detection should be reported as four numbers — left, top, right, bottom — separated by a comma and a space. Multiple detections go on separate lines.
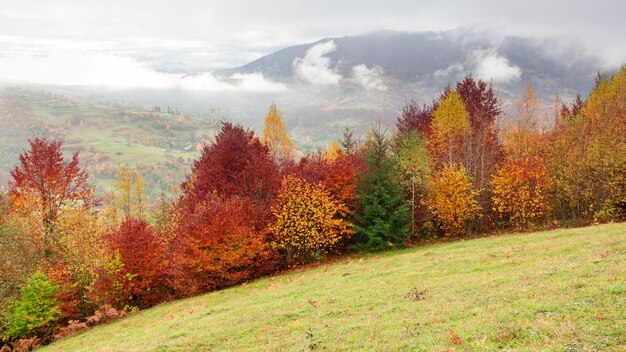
1, 67, 625, 349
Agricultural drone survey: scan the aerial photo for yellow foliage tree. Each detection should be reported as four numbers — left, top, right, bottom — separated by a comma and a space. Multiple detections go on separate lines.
429, 91, 470, 168
104, 165, 148, 228
428, 164, 480, 236
324, 140, 343, 162
269, 175, 352, 264
55, 207, 106, 301
262, 102, 294, 164
503, 82, 544, 159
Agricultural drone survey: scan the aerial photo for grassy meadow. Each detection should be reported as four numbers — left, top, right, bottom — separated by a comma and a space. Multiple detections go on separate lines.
41, 223, 625, 351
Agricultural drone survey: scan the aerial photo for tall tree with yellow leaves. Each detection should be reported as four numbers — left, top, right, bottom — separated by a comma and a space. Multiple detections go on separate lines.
428, 91, 470, 169
262, 102, 294, 164
104, 165, 148, 228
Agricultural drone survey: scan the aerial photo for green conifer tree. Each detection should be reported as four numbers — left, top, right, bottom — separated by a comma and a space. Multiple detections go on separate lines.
352, 126, 410, 251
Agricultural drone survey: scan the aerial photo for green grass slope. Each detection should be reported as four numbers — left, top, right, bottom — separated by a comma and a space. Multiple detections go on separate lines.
42, 223, 625, 351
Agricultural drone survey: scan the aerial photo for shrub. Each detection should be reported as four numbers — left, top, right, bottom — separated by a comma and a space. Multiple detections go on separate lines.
4, 272, 62, 341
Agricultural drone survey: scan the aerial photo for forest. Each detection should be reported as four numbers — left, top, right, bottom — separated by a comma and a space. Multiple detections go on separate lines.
1, 66, 625, 350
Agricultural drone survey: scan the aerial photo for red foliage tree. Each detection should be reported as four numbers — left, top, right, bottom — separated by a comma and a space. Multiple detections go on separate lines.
93, 218, 168, 309
9, 136, 94, 233
396, 100, 435, 136
290, 151, 364, 218
169, 122, 279, 297
454, 76, 503, 191
47, 264, 80, 322
180, 122, 279, 228
556, 94, 585, 129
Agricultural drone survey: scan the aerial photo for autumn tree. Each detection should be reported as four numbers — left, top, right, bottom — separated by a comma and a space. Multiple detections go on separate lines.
270, 175, 352, 264
262, 102, 295, 164
428, 91, 470, 168
169, 194, 274, 297
93, 218, 168, 309
545, 66, 626, 221
293, 150, 364, 220
101, 165, 148, 231
54, 207, 106, 313
114, 165, 147, 220
396, 100, 434, 136
170, 122, 279, 296
455, 77, 503, 192
353, 126, 410, 251
394, 131, 430, 234
180, 122, 279, 227
428, 164, 480, 236
491, 156, 552, 227
9, 136, 94, 236
324, 140, 343, 162
504, 82, 544, 159
516, 82, 538, 130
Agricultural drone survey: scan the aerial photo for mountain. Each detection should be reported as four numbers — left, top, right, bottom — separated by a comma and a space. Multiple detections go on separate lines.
216, 29, 603, 98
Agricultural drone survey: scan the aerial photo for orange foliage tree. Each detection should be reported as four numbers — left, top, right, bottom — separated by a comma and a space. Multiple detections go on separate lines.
428, 164, 480, 236
269, 175, 352, 264
169, 194, 274, 296
491, 156, 552, 227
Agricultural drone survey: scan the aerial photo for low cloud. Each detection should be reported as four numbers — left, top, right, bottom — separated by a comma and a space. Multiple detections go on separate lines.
0, 52, 286, 92
433, 62, 465, 80
292, 41, 342, 85
472, 49, 522, 83
351, 64, 387, 91
432, 49, 522, 84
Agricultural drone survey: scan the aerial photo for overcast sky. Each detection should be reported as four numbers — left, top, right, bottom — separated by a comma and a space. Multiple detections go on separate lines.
0, 0, 624, 88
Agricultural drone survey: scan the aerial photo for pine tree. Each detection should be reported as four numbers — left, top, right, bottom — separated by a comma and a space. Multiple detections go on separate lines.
352, 126, 410, 251
340, 125, 357, 154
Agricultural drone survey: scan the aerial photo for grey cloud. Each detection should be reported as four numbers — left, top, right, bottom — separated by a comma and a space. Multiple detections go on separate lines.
0, 0, 623, 86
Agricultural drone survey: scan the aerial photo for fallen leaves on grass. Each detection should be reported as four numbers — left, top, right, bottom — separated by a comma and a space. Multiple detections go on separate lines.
449, 329, 462, 345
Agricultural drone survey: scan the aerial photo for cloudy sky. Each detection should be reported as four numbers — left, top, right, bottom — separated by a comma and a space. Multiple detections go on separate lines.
0, 0, 624, 89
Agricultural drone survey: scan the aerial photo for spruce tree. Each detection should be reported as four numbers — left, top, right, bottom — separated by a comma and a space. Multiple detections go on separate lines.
340, 125, 357, 154
352, 126, 410, 251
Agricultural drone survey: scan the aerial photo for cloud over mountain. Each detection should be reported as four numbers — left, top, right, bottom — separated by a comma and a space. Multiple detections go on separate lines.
292, 41, 342, 85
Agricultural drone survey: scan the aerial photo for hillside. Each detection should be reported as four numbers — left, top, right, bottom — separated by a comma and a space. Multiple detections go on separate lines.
41, 223, 625, 351
0, 87, 220, 198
